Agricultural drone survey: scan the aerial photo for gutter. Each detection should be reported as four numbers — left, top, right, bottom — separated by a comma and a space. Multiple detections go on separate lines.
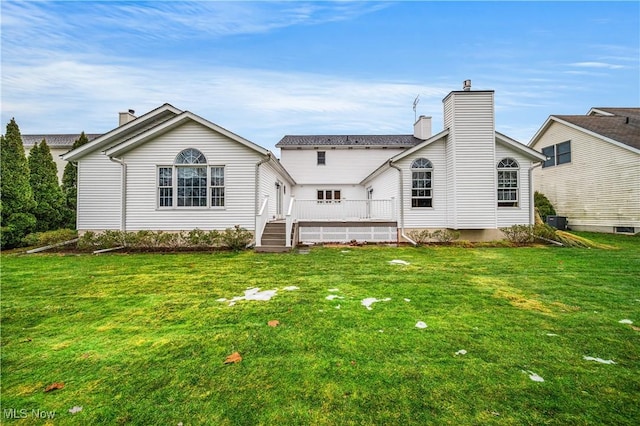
528, 162, 543, 225
108, 156, 127, 233
389, 161, 417, 246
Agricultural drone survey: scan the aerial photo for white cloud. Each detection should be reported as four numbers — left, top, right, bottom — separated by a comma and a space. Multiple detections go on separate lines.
570, 61, 625, 70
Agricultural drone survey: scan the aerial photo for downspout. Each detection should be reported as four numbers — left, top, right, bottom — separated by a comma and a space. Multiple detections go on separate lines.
254, 153, 272, 244
108, 156, 127, 233
529, 162, 543, 225
389, 161, 417, 246
255, 153, 272, 215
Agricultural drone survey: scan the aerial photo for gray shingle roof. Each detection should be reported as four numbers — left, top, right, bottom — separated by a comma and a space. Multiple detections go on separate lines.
276, 134, 423, 147
22, 134, 102, 149
555, 108, 640, 150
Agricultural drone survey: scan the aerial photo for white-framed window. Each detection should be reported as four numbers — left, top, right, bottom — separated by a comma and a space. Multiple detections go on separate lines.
317, 151, 326, 165
157, 148, 225, 208
210, 166, 225, 207
497, 157, 519, 207
542, 141, 571, 168
411, 158, 433, 208
317, 190, 341, 203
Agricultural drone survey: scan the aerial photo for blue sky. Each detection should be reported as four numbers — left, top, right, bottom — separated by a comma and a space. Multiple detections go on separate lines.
2, 1, 638, 152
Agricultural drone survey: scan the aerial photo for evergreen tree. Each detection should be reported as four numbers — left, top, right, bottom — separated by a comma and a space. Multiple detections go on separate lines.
29, 139, 66, 232
1, 118, 36, 248
62, 132, 90, 228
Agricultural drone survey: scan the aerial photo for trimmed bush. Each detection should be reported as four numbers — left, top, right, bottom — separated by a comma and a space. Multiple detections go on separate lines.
432, 229, 460, 243
220, 225, 253, 250
500, 224, 534, 245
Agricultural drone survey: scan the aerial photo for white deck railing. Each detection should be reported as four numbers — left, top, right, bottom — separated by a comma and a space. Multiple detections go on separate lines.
293, 199, 396, 221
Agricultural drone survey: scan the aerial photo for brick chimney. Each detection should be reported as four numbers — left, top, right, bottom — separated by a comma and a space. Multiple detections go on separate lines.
413, 115, 432, 140
119, 109, 136, 126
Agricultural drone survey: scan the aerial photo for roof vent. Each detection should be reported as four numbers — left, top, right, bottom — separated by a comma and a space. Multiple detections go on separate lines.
463, 80, 471, 91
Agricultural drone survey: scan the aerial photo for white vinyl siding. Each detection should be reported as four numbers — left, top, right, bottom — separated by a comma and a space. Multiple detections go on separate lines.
280, 147, 405, 184
531, 121, 640, 230
397, 139, 448, 228
495, 144, 535, 227
443, 91, 497, 229
257, 160, 293, 220
122, 121, 263, 231
76, 150, 122, 230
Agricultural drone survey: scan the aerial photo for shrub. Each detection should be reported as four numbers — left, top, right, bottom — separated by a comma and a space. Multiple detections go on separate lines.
221, 225, 253, 250
22, 229, 77, 247
534, 192, 556, 222
431, 229, 460, 243
407, 229, 432, 245
500, 224, 534, 245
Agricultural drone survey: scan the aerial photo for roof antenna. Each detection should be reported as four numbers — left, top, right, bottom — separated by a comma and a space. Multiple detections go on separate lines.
413, 95, 420, 122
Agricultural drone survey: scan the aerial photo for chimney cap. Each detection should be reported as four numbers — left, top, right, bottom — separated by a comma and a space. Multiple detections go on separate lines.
128, 109, 135, 115
463, 80, 471, 91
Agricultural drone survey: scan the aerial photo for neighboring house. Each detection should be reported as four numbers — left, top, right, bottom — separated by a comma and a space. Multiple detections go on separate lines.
529, 107, 640, 234
63, 82, 546, 249
22, 133, 101, 182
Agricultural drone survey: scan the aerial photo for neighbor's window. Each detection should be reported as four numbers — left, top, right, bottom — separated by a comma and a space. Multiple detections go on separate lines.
497, 157, 519, 207
157, 148, 225, 208
542, 141, 571, 168
317, 151, 326, 165
317, 190, 341, 203
411, 158, 433, 208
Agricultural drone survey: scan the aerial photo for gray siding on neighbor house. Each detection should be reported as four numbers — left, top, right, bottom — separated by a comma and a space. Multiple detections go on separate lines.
531, 121, 640, 230
121, 121, 264, 231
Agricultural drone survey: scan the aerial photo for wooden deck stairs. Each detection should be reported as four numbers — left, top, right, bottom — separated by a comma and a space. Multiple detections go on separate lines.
255, 221, 291, 253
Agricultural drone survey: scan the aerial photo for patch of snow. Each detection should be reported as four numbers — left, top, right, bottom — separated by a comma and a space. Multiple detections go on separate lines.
404, 298, 411, 302
69, 406, 83, 414
455, 349, 467, 356
335, 305, 341, 310
523, 370, 544, 382
283, 286, 299, 291
619, 319, 633, 324
388, 259, 410, 265
220, 288, 278, 305
378, 329, 384, 333
341, 250, 351, 253
546, 333, 559, 337
328, 288, 340, 292
583, 356, 616, 364
326, 295, 344, 301
361, 297, 391, 310
415, 321, 428, 329
216, 298, 227, 302
243, 288, 277, 301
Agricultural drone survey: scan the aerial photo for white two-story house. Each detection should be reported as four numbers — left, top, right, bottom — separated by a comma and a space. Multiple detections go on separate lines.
62, 82, 545, 250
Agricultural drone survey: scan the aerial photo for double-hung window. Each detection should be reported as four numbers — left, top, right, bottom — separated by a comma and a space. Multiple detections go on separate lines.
542, 141, 571, 168
497, 158, 519, 207
158, 148, 225, 208
317, 190, 341, 203
411, 158, 433, 208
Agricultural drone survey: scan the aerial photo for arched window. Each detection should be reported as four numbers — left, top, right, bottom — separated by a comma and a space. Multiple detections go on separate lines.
411, 158, 433, 208
158, 148, 225, 208
497, 158, 519, 207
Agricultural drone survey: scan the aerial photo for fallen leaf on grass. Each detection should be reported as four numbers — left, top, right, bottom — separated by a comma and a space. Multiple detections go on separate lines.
268, 320, 280, 327
68, 406, 83, 414
44, 382, 65, 392
631, 325, 640, 332
224, 352, 242, 364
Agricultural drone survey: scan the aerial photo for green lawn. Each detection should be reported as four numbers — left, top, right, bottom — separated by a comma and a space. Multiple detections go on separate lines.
1, 233, 639, 425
